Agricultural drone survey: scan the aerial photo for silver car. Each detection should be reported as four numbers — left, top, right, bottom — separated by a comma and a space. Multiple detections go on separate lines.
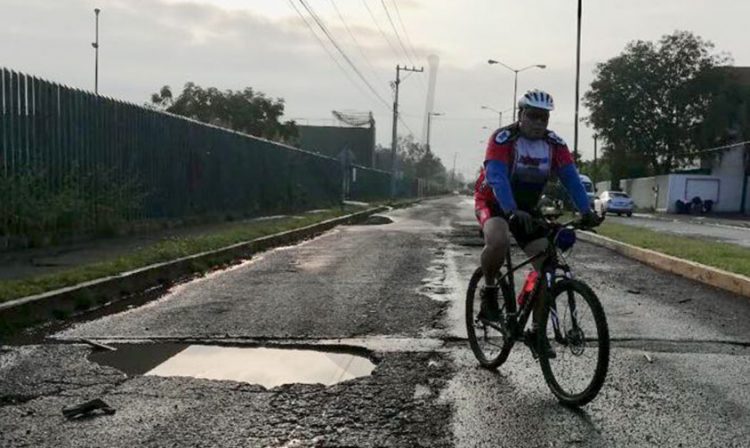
595, 191, 634, 217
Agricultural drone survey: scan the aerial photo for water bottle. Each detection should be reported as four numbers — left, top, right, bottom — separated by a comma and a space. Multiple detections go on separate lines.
517, 270, 539, 308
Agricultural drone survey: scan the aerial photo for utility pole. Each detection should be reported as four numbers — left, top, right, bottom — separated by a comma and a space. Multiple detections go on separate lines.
573, 0, 582, 159
451, 152, 457, 189
390, 65, 424, 197
92, 8, 101, 95
593, 134, 598, 185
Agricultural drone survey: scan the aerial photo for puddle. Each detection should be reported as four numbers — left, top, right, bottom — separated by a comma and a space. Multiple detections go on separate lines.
90, 344, 376, 388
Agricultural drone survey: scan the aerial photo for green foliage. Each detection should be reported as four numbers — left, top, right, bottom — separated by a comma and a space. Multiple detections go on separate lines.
151, 82, 299, 145
374, 135, 449, 186
584, 31, 732, 180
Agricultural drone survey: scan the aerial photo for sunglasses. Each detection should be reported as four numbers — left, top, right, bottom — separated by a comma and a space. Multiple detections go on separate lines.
524, 111, 550, 121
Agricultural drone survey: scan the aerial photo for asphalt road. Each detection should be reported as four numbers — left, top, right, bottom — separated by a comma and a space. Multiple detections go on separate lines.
607, 214, 750, 248
2, 196, 749, 447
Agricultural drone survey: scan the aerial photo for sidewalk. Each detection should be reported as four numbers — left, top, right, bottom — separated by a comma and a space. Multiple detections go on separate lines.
632, 211, 750, 229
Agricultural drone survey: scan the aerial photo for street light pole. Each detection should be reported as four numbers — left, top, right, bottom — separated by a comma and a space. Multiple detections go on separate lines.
481, 105, 503, 128
574, 0, 583, 160
426, 112, 443, 152
92, 8, 101, 95
487, 60, 546, 122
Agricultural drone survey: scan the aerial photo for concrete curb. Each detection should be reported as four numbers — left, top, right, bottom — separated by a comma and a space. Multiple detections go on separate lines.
0, 206, 389, 325
578, 231, 750, 298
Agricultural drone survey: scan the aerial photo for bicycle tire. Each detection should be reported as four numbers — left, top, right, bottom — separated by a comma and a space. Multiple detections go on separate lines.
538, 279, 609, 406
465, 267, 514, 369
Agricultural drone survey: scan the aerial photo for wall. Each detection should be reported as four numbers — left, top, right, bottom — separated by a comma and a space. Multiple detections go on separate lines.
707, 147, 746, 212
622, 177, 657, 211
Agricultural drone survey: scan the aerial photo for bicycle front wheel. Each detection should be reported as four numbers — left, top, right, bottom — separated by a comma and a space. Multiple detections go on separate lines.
465, 267, 513, 369
538, 279, 609, 406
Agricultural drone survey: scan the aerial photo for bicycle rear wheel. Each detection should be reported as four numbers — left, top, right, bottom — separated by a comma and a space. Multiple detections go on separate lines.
465, 267, 514, 369
538, 279, 609, 406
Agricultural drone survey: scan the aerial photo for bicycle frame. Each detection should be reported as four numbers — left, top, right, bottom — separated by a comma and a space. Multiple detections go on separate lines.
488, 220, 577, 341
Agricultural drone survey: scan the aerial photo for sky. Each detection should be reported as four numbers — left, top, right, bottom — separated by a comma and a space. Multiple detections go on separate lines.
2, 0, 750, 180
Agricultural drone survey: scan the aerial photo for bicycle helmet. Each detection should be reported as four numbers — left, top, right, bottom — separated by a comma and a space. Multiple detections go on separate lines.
518, 89, 555, 111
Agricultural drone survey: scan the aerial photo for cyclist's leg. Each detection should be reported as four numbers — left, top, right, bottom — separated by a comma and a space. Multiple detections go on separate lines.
522, 237, 549, 325
480, 217, 511, 285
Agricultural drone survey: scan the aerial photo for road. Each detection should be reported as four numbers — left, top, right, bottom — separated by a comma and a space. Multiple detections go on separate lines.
607, 214, 750, 248
2, 196, 749, 447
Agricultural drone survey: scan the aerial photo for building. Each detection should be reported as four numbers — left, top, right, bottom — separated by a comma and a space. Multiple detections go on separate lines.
297, 123, 376, 168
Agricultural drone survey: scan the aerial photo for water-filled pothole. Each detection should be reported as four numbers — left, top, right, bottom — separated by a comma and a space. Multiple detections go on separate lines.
90, 344, 376, 388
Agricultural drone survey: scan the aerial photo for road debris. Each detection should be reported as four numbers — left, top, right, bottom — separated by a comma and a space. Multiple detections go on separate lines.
62, 398, 116, 420
643, 353, 653, 363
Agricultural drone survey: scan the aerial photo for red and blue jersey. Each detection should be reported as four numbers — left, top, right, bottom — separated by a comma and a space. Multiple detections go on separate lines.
475, 124, 589, 214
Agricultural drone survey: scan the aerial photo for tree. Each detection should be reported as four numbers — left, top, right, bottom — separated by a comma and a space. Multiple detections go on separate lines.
584, 31, 732, 181
373, 135, 448, 185
150, 83, 299, 144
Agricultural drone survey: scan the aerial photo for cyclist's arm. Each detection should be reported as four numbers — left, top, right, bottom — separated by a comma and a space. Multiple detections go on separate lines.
485, 160, 517, 213
553, 146, 591, 213
485, 130, 518, 214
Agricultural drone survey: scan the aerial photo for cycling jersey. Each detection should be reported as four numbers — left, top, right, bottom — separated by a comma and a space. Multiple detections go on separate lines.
474, 124, 590, 221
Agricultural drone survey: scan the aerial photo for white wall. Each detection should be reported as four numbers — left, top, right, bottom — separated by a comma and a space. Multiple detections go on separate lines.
623, 176, 657, 211
708, 147, 745, 212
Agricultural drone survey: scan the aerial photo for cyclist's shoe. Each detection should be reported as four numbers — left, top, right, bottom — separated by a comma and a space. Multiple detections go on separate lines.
478, 285, 501, 322
524, 328, 557, 359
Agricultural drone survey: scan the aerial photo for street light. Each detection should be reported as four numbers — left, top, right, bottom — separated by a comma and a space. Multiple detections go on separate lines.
481, 105, 504, 128
92, 8, 101, 95
487, 59, 546, 122
426, 112, 443, 152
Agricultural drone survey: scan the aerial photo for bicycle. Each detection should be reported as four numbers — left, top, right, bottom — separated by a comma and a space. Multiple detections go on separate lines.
465, 215, 610, 406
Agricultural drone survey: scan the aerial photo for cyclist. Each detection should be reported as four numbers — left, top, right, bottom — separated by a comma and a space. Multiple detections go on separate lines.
474, 89, 601, 358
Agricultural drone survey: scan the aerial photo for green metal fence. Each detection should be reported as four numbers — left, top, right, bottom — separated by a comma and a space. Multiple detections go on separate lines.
0, 68, 394, 249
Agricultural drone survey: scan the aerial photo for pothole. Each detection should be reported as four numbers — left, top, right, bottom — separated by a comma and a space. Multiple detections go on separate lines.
89, 343, 376, 388
355, 215, 393, 225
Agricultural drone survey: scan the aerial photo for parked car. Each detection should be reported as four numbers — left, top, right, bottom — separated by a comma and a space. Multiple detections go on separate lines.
595, 191, 634, 216
579, 174, 597, 209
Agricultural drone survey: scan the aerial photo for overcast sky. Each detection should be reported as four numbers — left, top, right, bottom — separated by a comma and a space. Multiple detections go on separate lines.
3, 0, 750, 179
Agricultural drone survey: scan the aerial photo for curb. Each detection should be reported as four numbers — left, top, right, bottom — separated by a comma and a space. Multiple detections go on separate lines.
577, 231, 750, 298
0, 206, 389, 326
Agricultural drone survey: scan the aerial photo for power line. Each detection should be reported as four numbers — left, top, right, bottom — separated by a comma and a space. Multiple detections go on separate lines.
329, 0, 387, 88
391, 0, 420, 62
380, 0, 413, 65
361, 0, 401, 60
298, 0, 392, 110
286, 0, 373, 104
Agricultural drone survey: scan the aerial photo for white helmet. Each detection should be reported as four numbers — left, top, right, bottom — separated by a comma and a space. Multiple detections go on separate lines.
518, 89, 554, 111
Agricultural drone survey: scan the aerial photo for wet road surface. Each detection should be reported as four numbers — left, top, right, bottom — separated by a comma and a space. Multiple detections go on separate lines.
607, 214, 750, 247
2, 196, 749, 447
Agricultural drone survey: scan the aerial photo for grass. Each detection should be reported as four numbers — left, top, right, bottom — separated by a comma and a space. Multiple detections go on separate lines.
0, 203, 393, 304
596, 221, 750, 277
